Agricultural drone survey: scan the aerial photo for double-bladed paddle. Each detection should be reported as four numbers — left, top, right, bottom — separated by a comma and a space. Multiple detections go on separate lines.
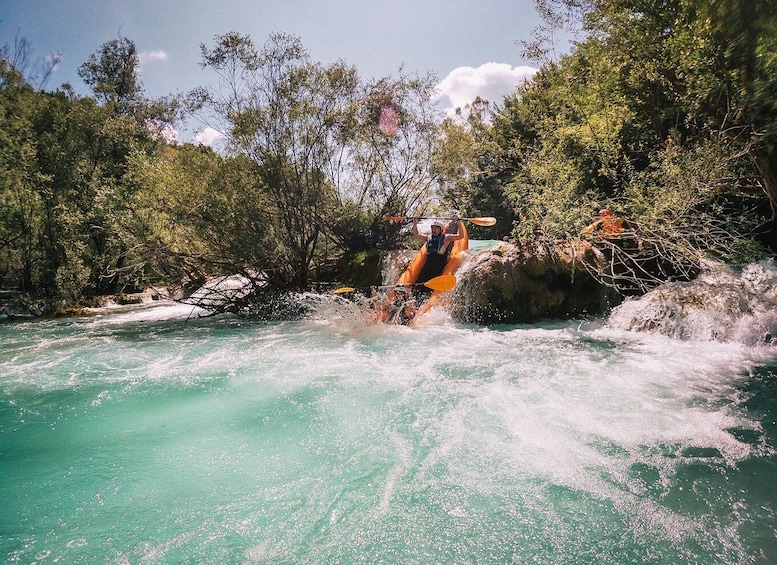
332, 274, 456, 294
383, 215, 497, 227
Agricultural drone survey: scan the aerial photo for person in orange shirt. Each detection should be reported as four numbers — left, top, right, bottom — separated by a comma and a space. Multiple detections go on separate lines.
581, 209, 638, 244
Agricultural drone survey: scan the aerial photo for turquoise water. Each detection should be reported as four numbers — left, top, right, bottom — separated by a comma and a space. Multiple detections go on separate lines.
1, 301, 776, 563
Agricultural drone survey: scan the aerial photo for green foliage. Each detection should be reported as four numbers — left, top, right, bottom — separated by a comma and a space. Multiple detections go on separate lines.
4, 10, 776, 308
1, 36, 172, 300
124, 145, 283, 288
0, 58, 40, 292
491, 55, 635, 239
78, 36, 141, 111
344, 73, 444, 219
193, 33, 446, 289
435, 97, 512, 239
447, 0, 776, 282
576, 0, 777, 206
624, 138, 766, 264
424, 0, 777, 302
2, 31, 447, 303
195, 32, 363, 289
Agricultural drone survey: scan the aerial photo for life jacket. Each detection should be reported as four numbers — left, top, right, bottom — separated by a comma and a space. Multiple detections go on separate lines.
426, 233, 448, 256
600, 216, 624, 238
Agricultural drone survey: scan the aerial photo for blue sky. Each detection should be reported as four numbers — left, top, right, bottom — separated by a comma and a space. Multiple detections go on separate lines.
2, 0, 570, 142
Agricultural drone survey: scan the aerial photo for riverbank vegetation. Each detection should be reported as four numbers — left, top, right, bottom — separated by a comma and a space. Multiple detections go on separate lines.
2, 0, 776, 313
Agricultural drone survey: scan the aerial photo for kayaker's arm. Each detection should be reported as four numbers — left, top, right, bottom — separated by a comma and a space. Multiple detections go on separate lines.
412, 217, 428, 242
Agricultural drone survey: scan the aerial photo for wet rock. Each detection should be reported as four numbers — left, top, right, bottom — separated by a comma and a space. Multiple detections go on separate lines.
449, 240, 622, 324
607, 260, 777, 344
0, 294, 59, 319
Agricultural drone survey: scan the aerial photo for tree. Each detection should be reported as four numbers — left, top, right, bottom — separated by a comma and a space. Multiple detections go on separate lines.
332, 72, 445, 249
1, 31, 62, 90
70, 37, 176, 296
0, 35, 179, 301
434, 97, 515, 239
0, 57, 42, 292
526, 0, 777, 215
439, 0, 776, 294
122, 144, 279, 298
193, 32, 362, 290
78, 36, 141, 112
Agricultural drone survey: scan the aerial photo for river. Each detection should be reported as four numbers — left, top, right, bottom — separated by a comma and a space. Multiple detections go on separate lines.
1, 264, 776, 563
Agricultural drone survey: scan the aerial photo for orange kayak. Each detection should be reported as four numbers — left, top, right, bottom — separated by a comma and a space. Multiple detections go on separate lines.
379, 222, 468, 324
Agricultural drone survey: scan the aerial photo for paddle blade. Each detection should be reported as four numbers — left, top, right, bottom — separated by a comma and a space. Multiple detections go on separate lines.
332, 287, 356, 294
423, 274, 456, 292
383, 216, 407, 222
467, 216, 497, 226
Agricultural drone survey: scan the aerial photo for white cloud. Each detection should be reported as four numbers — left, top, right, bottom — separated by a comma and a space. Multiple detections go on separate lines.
139, 50, 169, 65
193, 127, 226, 148
435, 62, 537, 118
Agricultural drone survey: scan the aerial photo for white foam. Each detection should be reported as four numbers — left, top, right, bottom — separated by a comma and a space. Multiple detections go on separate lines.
608, 260, 777, 344
2, 306, 775, 561
86, 300, 210, 323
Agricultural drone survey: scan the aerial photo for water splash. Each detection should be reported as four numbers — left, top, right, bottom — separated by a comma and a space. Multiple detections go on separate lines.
608, 260, 777, 344
186, 274, 254, 308
1, 308, 776, 563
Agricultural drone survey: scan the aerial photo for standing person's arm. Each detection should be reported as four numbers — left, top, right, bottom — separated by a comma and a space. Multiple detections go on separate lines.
581, 219, 602, 235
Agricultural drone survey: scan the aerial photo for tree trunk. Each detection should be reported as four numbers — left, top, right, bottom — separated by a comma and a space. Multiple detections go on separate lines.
751, 147, 777, 219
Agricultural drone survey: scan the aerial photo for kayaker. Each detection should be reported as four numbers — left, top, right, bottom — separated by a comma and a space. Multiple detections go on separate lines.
388, 287, 416, 325
412, 216, 464, 283
367, 285, 417, 325
581, 209, 638, 245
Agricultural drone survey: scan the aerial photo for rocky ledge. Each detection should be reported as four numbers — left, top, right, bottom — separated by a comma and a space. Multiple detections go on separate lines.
447, 239, 622, 324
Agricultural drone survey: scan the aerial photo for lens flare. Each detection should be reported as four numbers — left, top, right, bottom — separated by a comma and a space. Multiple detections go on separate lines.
379, 105, 399, 137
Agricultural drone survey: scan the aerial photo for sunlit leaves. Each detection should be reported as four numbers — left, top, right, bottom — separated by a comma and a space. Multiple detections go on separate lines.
77, 36, 141, 111
196, 33, 362, 289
